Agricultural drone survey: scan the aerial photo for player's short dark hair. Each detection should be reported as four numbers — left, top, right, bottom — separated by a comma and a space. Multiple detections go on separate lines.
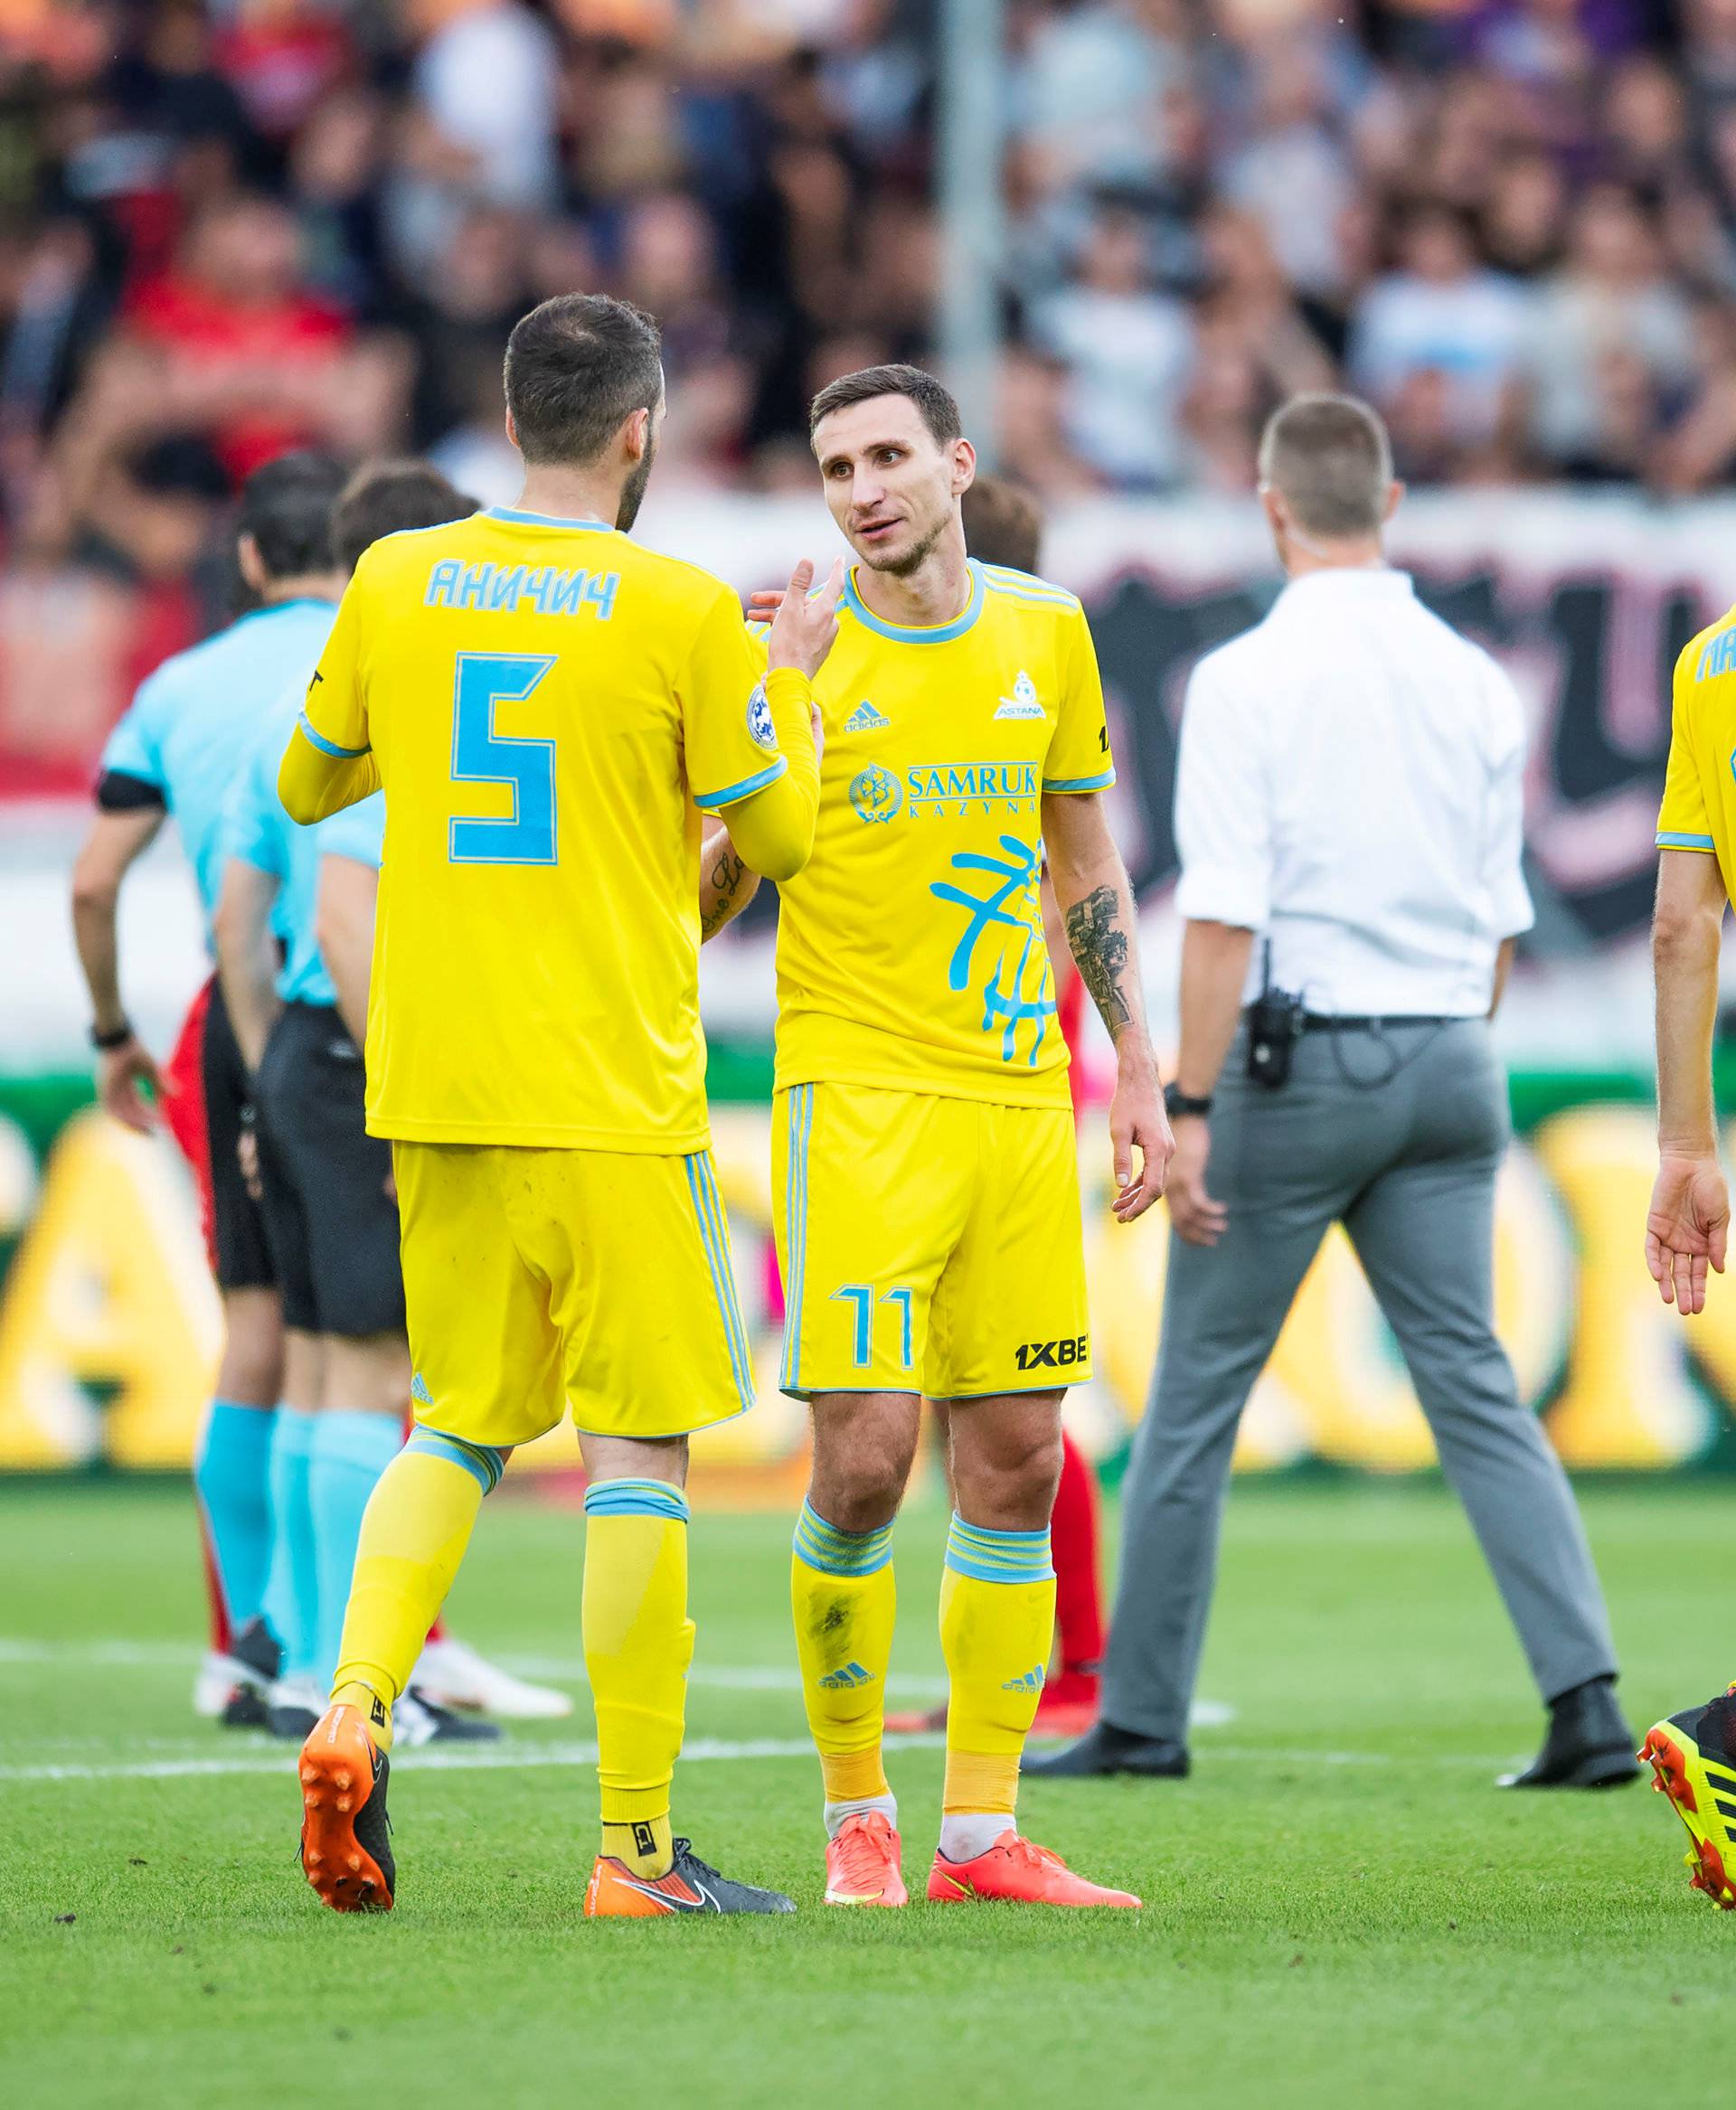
237, 451, 347, 579
808, 363, 963, 447
962, 475, 1043, 574
1257, 394, 1393, 537
503, 294, 664, 466
333, 460, 477, 573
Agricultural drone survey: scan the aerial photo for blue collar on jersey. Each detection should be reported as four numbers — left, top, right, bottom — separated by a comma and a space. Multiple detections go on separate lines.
485, 504, 616, 532
843, 558, 985, 644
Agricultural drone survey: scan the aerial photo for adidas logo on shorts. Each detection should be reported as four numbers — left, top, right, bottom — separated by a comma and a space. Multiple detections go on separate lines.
1001, 1665, 1046, 1693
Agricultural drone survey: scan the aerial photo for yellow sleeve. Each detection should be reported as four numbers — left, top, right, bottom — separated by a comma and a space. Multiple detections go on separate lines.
1657, 638, 1717, 853
677, 589, 818, 878
278, 577, 379, 824
1043, 605, 1115, 793
722, 669, 819, 881
680, 588, 788, 808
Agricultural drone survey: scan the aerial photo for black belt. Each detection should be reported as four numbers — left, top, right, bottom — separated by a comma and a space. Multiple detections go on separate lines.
1297, 1013, 1460, 1032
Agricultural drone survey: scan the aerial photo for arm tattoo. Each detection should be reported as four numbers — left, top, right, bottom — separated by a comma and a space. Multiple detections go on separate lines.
700, 842, 752, 940
1064, 884, 1134, 1040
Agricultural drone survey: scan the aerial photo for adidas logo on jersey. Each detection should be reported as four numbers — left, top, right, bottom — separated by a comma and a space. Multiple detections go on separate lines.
844, 701, 890, 732
994, 670, 1044, 721
819, 1661, 875, 1690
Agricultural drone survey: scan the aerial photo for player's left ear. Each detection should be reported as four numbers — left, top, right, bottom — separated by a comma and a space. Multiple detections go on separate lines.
950, 437, 976, 497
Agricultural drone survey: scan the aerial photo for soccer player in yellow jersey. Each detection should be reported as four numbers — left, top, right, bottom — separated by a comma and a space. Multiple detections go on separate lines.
277, 293, 844, 1917
723, 363, 1175, 1907
1636, 609, 1736, 1910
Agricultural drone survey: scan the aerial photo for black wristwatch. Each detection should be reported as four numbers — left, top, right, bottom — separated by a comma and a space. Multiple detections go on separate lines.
1164, 1082, 1213, 1120
90, 1019, 134, 1051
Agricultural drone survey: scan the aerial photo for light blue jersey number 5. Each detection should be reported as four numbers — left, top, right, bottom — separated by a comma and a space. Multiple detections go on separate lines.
449, 651, 558, 865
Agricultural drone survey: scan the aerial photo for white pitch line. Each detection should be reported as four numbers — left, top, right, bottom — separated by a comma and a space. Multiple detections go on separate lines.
0, 1639, 1236, 1727
0, 1736, 1527, 1786
0, 1733, 943, 1785
0, 1639, 950, 1701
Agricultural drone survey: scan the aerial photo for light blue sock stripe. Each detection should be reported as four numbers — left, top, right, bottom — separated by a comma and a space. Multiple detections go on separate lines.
945, 1514, 1055, 1584
782, 1086, 812, 1389
793, 1500, 893, 1577
949, 1521, 1052, 1549
583, 1476, 690, 1522
405, 1427, 504, 1494
691, 1153, 754, 1410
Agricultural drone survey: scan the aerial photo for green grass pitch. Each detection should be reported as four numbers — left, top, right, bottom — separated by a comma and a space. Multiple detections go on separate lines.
3, 1474, 1731, 2108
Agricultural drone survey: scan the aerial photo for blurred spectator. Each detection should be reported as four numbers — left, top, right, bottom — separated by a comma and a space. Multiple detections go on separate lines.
1029, 202, 1194, 488
1349, 205, 1531, 446
1516, 184, 1695, 475
6, 0, 1736, 799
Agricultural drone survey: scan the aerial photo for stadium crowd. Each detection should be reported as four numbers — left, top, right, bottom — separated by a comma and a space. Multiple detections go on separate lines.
0, 0, 1727, 789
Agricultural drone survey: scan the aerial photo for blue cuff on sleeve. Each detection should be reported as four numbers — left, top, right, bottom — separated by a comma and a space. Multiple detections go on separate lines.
694, 755, 788, 811
297, 711, 370, 761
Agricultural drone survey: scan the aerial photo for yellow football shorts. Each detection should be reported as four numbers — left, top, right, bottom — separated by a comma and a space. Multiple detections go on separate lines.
771, 1081, 1090, 1400
393, 1140, 754, 1447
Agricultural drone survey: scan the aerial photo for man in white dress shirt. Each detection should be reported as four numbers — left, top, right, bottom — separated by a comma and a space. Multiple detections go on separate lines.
1030, 395, 1637, 1791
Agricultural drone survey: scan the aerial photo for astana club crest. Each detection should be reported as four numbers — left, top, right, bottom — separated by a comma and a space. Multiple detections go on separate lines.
849, 765, 902, 824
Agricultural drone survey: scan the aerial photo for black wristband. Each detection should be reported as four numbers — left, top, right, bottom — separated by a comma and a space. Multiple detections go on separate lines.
90, 1020, 134, 1051
1164, 1081, 1213, 1120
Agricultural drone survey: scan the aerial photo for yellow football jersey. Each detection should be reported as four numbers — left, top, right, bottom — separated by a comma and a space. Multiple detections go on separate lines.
773, 558, 1113, 1108
294, 504, 804, 1151
1659, 608, 1736, 897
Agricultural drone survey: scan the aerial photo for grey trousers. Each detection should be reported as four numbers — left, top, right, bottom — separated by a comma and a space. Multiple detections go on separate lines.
1099, 1018, 1619, 1748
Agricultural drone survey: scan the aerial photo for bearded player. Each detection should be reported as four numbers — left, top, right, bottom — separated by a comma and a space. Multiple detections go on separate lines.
278, 292, 836, 1916
725, 366, 1172, 1907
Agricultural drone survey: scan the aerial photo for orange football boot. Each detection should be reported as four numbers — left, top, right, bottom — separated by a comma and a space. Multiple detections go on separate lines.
824, 1811, 908, 1906
585, 1837, 796, 1917
1638, 1687, 1736, 1910
299, 1702, 395, 1913
927, 1830, 1141, 1908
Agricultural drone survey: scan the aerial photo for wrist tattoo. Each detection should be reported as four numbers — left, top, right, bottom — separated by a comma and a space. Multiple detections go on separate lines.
1065, 884, 1134, 1040
701, 843, 750, 940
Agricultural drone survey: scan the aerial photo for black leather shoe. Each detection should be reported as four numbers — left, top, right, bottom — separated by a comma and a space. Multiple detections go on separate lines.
1021, 1720, 1190, 1779
1498, 1675, 1643, 1789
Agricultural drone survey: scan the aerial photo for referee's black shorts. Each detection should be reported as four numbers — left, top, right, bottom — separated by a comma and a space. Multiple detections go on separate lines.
201, 979, 279, 1296
255, 1002, 405, 1341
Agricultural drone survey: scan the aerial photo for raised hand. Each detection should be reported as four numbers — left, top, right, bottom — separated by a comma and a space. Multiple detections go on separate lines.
767, 558, 846, 682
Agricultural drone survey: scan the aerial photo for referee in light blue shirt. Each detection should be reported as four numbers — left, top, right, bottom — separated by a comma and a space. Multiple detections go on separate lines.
212, 461, 511, 1748
71, 452, 347, 1721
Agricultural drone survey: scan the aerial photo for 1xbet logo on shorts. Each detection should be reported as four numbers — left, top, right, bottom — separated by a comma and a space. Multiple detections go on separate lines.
1014, 1334, 1089, 1371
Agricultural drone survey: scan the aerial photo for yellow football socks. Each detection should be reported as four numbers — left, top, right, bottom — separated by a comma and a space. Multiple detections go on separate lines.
583, 1479, 693, 1880
331, 1429, 504, 1749
791, 1501, 897, 1812
939, 1514, 1057, 1836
